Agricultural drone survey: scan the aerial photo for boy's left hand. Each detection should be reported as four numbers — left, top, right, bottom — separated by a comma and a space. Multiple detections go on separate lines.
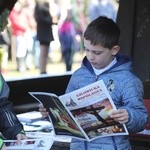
110, 109, 129, 124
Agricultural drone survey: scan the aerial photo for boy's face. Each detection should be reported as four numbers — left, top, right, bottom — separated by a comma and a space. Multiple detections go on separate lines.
84, 39, 119, 69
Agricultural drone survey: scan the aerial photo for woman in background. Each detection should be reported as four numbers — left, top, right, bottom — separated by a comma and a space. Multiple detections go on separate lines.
34, 0, 54, 74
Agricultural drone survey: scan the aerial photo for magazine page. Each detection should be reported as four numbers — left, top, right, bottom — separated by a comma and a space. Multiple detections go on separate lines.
4, 138, 53, 150
29, 92, 86, 140
59, 80, 128, 141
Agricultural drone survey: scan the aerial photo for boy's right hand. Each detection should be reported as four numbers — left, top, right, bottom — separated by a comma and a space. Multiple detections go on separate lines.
38, 104, 49, 117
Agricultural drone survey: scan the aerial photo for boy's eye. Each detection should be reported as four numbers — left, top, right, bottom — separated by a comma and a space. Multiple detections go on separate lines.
84, 48, 102, 55
93, 51, 101, 55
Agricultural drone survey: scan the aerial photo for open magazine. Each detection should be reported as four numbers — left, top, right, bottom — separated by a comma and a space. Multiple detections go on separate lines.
4, 138, 53, 150
29, 80, 128, 142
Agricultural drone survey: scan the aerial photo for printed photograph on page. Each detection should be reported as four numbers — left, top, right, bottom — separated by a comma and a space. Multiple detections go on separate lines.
70, 98, 128, 140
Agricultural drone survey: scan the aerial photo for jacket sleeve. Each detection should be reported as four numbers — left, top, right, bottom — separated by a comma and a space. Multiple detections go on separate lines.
0, 75, 24, 139
121, 77, 149, 133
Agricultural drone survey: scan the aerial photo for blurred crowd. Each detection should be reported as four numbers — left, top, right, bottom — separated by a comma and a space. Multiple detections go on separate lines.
0, 0, 118, 75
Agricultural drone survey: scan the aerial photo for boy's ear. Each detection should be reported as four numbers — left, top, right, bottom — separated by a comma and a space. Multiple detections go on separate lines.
112, 45, 120, 55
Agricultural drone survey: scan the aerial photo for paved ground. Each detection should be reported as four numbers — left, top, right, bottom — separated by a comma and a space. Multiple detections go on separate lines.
2, 49, 85, 81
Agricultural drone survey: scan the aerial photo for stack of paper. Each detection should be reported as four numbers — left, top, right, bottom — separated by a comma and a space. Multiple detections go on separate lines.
4, 138, 54, 150
17, 111, 43, 123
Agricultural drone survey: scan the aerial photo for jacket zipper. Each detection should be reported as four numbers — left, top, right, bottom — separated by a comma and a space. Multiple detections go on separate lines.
112, 136, 118, 150
84, 141, 87, 150
95, 75, 99, 81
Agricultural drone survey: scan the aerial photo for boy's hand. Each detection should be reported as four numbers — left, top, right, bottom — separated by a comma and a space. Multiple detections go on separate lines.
39, 104, 49, 117
110, 109, 129, 124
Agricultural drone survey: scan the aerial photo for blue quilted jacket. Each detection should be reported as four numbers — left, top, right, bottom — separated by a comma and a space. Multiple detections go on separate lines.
66, 54, 148, 150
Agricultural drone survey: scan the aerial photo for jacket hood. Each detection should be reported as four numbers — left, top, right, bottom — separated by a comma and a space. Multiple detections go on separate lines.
82, 53, 133, 74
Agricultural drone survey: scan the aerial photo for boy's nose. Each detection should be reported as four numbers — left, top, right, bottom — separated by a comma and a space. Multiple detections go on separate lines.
87, 53, 94, 60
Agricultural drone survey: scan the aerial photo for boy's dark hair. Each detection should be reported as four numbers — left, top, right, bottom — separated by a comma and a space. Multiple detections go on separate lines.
84, 16, 120, 49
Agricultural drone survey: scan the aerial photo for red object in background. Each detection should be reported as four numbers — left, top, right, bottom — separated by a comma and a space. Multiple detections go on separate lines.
146, 124, 150, 130
144, 99, 150, 130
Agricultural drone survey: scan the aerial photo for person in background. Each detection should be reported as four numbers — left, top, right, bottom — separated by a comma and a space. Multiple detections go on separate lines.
88, 0, 117, 22
23, 0, 37, 70
58, 9, 77, 71
34, 0, 54, 74
39, 16, 148, 149
9, 1, 28, 72
0, 74, 27, 149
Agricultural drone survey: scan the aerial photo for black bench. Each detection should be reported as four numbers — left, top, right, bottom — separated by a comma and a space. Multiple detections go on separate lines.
6, 73, 72, 114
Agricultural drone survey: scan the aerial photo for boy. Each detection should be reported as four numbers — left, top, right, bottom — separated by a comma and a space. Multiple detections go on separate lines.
0, 74, 27, 149
39, 16, 148, 150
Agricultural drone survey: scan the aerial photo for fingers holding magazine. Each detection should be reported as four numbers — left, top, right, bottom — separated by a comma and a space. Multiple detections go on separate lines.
110, 109, 129, 124
38, 104, 49, 118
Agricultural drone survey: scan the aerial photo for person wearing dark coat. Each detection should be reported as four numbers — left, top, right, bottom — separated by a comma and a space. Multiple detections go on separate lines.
34, 0, 54, 74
